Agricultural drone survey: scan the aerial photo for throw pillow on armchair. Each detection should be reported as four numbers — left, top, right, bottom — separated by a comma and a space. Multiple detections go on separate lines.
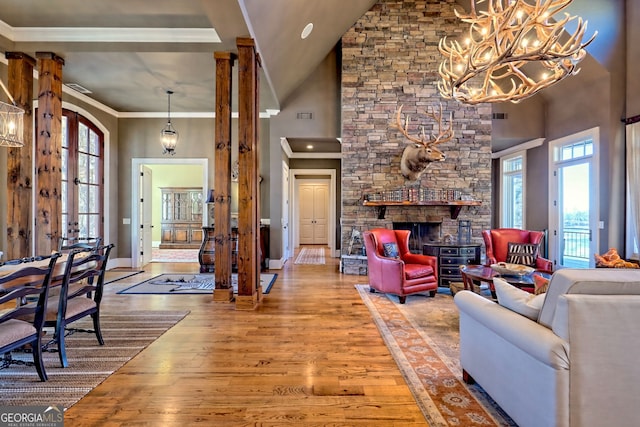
506, 242, 539, 267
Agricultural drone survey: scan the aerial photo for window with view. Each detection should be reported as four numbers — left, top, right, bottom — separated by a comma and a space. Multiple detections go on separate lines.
500, 152, 525, 229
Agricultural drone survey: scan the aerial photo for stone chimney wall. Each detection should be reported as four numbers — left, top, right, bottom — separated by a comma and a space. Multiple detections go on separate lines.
340, 0, 492, 259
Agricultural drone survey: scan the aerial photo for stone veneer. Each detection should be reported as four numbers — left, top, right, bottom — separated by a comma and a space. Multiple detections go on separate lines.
340, 0, 492, 273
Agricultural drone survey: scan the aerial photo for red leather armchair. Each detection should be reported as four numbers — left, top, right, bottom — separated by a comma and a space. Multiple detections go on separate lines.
363, 228, 438, 303
482, 228, 553, 272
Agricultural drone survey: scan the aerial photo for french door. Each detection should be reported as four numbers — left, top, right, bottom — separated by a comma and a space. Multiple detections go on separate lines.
548, 129, 599, 269
60, 110, 104, 243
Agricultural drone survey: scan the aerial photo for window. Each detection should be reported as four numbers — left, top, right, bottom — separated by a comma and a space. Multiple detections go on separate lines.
548, 128, 598, 268
500, 152, 525, 228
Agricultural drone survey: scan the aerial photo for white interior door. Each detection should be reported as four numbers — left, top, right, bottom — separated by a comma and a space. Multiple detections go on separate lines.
299, 182, 328, 245
140, 165, 153, 266
282, 162, 290, 260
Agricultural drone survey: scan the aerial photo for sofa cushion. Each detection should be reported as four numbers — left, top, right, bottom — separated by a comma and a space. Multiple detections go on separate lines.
383, 242, 400, 259
494, 277, 546, 320
404, 263, 434, 280
538, 268, 640, 329
506, 242, 538, 267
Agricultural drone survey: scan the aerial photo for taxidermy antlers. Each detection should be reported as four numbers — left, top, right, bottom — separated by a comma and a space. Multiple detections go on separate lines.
392, 104, 454, 181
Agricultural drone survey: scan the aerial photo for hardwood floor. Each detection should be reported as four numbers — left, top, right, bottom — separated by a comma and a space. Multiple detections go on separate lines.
64, 247, 426, 425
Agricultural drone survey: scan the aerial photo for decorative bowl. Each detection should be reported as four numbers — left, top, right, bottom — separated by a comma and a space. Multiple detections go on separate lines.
490, 262, 535, 276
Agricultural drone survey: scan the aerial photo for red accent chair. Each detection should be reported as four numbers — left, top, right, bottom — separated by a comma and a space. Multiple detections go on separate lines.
363, 228, 438, 303
482, 228, 553, 273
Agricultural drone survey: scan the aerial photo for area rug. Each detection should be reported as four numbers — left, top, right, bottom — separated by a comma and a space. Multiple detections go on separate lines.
355, 285, 516, 426
117, 273, 278, 295
294, 247, 325, 264
0, 310, 189, 409
104, 269, 144, 284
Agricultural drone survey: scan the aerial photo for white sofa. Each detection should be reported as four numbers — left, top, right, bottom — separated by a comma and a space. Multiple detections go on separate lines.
454, 268, 640, 427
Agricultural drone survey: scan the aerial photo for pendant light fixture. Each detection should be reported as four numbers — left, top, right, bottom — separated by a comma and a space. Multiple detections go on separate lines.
160, 89, 178, 155
0, 79, 24, 148
438, 0, 597, 104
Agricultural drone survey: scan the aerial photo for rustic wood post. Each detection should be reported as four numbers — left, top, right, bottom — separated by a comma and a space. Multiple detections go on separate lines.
235, 38, 261, 310
5, 52, 36, 259
213, 52, 236, 303
34, 52, 64, 255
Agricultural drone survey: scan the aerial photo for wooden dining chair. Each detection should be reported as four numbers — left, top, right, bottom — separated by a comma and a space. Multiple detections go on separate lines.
0, 253, 61, 381
57, 236, 103, 253
44, 243, 114, 367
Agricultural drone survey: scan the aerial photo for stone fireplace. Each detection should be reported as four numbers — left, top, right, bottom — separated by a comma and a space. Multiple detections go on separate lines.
339, 0, 492, 274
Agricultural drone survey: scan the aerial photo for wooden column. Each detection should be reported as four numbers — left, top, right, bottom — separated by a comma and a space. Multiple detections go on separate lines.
5, 52, 36, 259
213, 52, 236, 303
34, 53, 64, 255
236, 38, 261, 310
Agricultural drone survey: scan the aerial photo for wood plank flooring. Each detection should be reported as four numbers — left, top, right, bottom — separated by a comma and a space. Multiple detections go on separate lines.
64, 247, 426, 426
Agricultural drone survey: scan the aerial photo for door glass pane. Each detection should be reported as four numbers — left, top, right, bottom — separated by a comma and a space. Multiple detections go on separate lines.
78, 152, 88, 183
78, 183, 88, 212
89, 215, 100, 237
61, 116, 68, 149
78, 215, 88, 237
89, 155, 99, 184
89, 130, 100, 155
559, 162, 590, 268
78, 123, 88, 152
89, 185, 97, 210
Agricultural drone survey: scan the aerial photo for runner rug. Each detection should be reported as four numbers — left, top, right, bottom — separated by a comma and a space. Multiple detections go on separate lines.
294, 247, 325, 265
0, 310, 189, 409
117, 273, 278, 295
355, 285, 516, 426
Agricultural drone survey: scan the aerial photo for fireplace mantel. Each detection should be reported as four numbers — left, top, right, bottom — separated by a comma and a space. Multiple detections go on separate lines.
363, 200, 481, 220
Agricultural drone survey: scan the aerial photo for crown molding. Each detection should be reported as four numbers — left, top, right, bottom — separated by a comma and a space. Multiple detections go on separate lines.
8, 26, 220, 43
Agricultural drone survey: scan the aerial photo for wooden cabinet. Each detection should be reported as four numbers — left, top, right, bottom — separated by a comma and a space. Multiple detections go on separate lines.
159, 187, 203, 249
199, 226, 270, 273
423, 243, 481, 288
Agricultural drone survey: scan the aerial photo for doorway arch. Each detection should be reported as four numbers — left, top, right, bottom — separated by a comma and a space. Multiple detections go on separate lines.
289, 168, 337, 258
131, 158, 209, 268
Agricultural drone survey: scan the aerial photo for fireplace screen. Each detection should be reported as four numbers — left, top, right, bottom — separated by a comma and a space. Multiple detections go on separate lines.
393, 222, 442, 253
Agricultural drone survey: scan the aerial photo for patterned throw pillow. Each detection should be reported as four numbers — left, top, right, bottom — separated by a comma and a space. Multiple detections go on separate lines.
533, 274, 550, 295
383, 242, 400, 259
506, 242, 539, 267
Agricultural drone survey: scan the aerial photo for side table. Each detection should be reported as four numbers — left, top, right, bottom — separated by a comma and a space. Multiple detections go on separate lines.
423, 242, 481, 288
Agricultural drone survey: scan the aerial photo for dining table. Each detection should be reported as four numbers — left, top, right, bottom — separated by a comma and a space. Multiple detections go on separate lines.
0, 252, 96, 298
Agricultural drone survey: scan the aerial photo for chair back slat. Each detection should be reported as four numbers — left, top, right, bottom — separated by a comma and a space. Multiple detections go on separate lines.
56, 243, 114, 322
58, 236, 103, 253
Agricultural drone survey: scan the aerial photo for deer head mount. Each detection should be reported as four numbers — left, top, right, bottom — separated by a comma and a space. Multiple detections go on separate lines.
392, 104, 454, 181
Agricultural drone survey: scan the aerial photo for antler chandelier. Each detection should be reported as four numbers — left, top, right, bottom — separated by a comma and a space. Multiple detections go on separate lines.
438, 0, 597, 104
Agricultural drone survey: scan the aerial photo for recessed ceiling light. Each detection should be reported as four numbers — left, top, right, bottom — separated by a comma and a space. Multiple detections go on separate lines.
307, 144, 314, 149
301, 23, 314, 39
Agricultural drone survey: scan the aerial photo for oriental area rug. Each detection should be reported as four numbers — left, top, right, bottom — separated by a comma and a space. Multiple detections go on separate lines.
294, 247, 326, 265
0, 310, 189, 409
117, 273, 277, 295
355, 285, 517, 427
